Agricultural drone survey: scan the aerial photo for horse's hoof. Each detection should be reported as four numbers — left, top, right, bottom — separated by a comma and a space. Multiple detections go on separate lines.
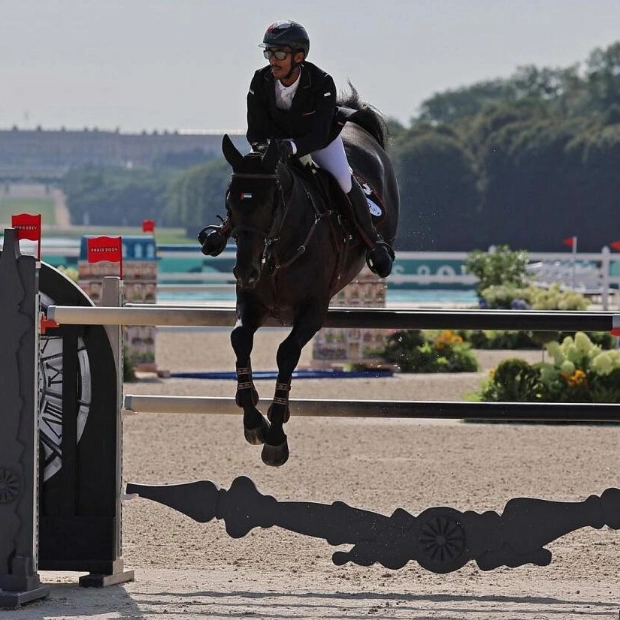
244, 417, 270, 445
261, 440, 289, 467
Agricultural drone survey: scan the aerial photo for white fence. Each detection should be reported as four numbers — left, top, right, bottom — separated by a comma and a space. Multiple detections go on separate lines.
153, 247, 620, 309
9, 242, 620, 309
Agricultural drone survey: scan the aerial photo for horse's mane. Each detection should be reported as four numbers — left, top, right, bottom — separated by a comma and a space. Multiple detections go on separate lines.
337, 82, 388, 149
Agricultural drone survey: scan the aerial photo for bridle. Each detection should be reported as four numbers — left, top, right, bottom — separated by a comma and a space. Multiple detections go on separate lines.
229, 166, 332, 274
229, 171, 283, 244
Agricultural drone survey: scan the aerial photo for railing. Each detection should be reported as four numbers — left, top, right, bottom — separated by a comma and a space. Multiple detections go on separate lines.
153, 247, 620, 309
7, 242, 620, 309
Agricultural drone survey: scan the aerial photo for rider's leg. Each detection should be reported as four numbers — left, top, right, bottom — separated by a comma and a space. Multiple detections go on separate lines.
312, 137, 393, 278
198, 217, 231, 257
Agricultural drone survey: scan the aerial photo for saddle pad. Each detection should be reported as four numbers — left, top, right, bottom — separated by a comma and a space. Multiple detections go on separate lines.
354, 174, 386, 224
293, 159, 387, 224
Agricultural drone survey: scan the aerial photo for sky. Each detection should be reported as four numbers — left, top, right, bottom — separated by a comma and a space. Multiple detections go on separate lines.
1, 0, 619, 134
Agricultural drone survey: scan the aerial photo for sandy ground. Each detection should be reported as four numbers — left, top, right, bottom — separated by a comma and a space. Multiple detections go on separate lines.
7, 328, 620, 619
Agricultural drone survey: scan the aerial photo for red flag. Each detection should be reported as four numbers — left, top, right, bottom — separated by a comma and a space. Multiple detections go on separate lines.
12, 213, 42, 260
142, 219, 155, 233
562, 236, 576, 248
610, 240, 620, 251
87, 236, 123, 280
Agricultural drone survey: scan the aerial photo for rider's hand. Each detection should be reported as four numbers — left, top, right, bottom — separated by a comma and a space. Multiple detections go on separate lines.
276, 139, 295, 158
197, 226, 210, 245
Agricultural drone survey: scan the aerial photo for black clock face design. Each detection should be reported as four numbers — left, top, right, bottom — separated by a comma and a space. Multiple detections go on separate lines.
38, 292, 92, 482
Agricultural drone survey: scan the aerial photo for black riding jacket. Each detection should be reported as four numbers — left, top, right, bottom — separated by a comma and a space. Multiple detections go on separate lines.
246, 61, 342, 157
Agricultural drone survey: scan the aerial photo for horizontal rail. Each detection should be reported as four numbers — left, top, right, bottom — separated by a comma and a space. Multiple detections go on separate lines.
156, 271, 480, 285
123, 395, 620, 421
47, 304, 620, 331
157, 283, 236, 294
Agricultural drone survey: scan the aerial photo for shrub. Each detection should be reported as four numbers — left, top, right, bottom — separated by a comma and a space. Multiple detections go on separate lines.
123, 349, 137, 382
379, 330, 479, 373
457, 329, 539, 349
464, 245, 531, 296
478, 332, 620, 403
456, 329, 613, 350
529, 285, 590, 310
479, 358, 543, 401
479, 283, 589, 310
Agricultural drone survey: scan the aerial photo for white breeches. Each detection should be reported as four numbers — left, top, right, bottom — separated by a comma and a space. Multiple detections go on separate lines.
311, 135, 353, 193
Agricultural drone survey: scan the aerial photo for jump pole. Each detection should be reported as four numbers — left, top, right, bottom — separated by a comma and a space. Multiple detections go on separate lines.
123, 394, 620, 422
47, 304, 620, 332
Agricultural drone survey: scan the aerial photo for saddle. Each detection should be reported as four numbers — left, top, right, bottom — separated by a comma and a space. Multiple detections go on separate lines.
288, 157, 388, 232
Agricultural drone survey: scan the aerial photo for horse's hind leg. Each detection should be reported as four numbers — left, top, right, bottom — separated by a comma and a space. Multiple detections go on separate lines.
262, 304, 327, 467
230, 313, 269, 445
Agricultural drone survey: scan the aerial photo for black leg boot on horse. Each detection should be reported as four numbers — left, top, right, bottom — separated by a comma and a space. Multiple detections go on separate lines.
198, 217, 231, 257
230, 320, 271, 446
346, 179, 394, 278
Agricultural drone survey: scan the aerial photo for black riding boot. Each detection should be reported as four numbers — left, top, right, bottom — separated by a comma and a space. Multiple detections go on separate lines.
346, 180, 394, 278
198, 218, 231, 257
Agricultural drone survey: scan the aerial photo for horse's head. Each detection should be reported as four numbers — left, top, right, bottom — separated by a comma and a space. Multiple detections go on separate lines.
222, 134, 282, 290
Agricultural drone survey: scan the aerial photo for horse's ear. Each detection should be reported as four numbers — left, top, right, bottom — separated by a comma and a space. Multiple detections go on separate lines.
261, 139, 280, 172
222, 134, 244, 170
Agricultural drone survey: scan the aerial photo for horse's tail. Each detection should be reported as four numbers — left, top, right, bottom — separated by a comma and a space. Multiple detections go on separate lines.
337, 82, 388, 149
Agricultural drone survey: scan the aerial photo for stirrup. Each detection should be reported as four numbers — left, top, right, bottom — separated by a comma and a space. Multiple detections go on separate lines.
366, 241, 394, 278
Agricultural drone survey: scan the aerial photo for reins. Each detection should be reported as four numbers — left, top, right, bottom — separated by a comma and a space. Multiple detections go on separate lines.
230, 167, 333, 275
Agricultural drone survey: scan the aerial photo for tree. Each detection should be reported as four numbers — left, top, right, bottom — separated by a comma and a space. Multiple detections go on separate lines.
417, 79, 512, 125
62, 167, 173, 226
480, 118, 589, 249
391, 129, 482, 250
165, 157, 231, 234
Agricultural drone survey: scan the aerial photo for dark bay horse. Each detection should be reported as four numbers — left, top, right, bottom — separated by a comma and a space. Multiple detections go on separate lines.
222, 91, 399, 466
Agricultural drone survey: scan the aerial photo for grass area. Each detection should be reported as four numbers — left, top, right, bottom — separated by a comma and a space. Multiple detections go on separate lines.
0, 197, 56, 225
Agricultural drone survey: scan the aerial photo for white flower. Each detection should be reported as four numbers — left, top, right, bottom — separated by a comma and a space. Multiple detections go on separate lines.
565, 344, 582, 364
590, 350, 620, 376
540, 363, 559, 383
574, 332, 593, 353
560, 360, 576, 375
590, 352, 614, 376
561, 336, 574, 348
546, 341, 564, 365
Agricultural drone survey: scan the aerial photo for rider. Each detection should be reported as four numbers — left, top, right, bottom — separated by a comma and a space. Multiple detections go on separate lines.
199, 19, 393, 278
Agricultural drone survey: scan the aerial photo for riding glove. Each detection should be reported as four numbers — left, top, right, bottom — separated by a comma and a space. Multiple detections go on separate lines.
276, 139, 295, 158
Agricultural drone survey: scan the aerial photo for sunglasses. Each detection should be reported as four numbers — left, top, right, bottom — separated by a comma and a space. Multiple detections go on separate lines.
263, 49, 292, 61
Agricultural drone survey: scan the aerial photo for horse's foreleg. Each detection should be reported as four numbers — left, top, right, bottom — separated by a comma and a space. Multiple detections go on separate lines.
262, 305, 327, 467
230, 320, 269, 445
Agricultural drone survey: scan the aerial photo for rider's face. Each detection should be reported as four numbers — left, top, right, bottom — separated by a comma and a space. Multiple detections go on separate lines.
267, 47, 303, 83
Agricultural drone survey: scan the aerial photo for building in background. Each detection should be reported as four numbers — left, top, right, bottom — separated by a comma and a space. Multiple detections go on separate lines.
0, 127, 246, 182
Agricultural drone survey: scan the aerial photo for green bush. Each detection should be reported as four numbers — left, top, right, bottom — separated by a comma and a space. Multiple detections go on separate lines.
456, 329, 614, 350
479, 283, 589, 310
464, 245, 531, 296
478, 332, 620, 403
457, 329, 536, 349
529, 285, 590, 310
479, 358, 543, 401
123, 349, 137, 382
379, 330, 479, 373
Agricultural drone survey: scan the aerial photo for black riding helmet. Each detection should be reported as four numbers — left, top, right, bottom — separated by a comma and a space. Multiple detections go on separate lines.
260, 20, 310, 57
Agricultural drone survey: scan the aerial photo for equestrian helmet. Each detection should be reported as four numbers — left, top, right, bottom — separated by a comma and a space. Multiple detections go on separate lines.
260, 20, 310, 57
